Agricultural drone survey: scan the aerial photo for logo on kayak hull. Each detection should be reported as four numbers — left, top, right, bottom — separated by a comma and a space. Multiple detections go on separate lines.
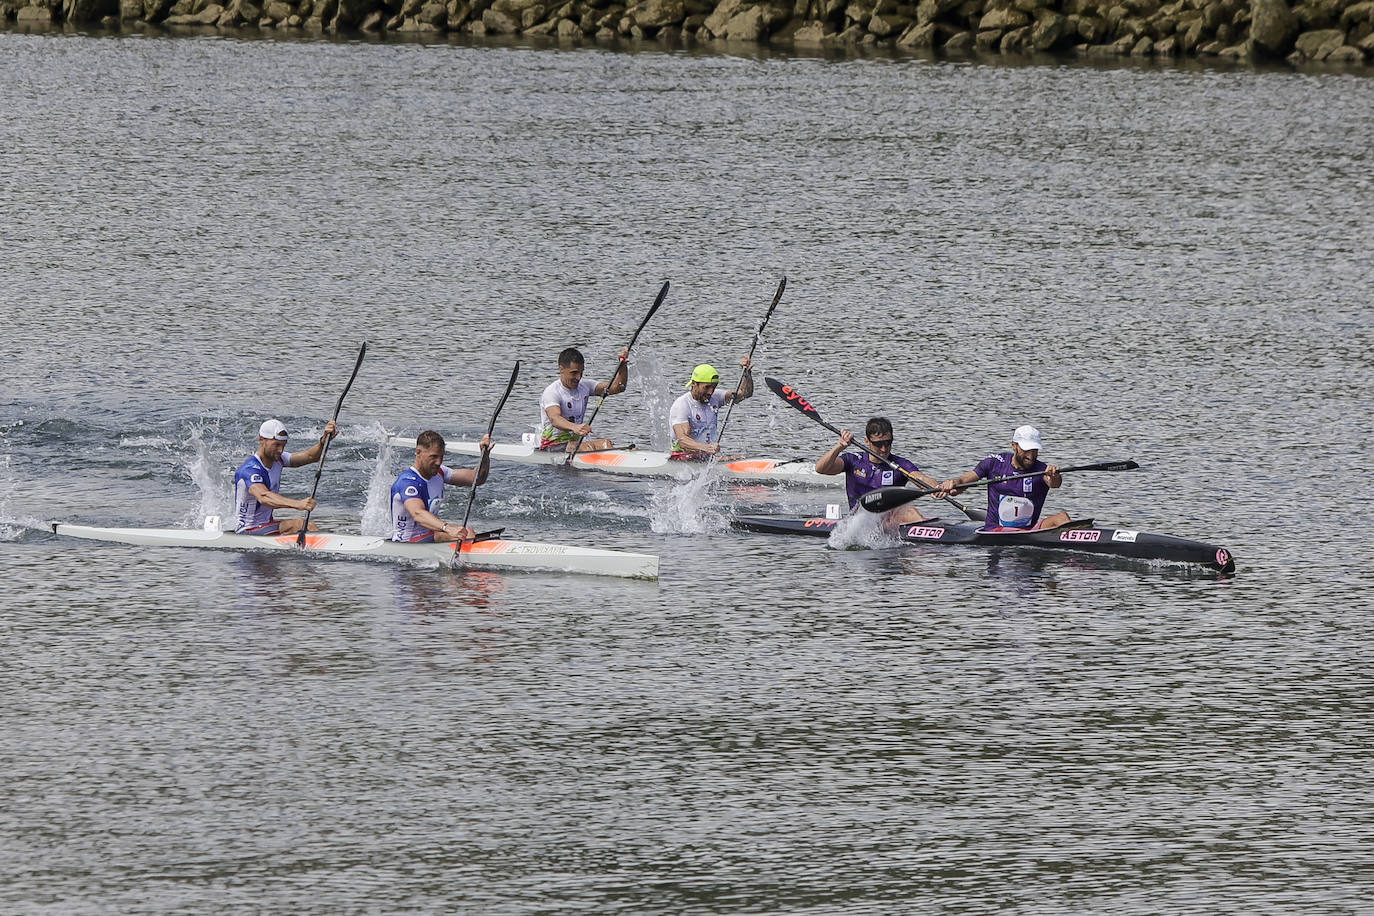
1111, 530, 1139, 543
1060, 529, 1101, 542
905, 526, 945, 540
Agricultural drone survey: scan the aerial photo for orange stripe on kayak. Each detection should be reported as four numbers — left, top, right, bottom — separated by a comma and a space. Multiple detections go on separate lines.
459, 540, 510, 554
575, 453, 627, 466
723, 460, 776, 472
275, 534, 332, 549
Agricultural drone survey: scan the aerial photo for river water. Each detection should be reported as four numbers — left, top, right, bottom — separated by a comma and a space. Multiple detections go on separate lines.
2, 30, 1372, 913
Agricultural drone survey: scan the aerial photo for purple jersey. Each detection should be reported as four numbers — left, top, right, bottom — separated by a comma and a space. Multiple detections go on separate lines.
976, 451, 1050, 529
840, 451, 921, 509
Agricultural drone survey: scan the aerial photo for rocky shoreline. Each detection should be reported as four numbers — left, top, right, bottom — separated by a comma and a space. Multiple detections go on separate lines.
5, 0, 1373, 67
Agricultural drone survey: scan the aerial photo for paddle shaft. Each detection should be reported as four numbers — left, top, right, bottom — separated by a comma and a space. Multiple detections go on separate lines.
764, 376, 983, 522
566, 280, 670, 464
715, 275, 786, 448
461, 361, 520, 531
297, 342, 367, 546
944, 460, 1139, 491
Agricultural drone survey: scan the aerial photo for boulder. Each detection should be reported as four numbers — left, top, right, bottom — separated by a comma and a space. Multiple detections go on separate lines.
895, 18, 936, 42
702, 0, 743, 33
1000, 23, 1029, 45
1130, 32, 1152, 49
16, 4, 56, 20
721, 4, 767, 37
556, 14, 582, 31
1340, 1, 1374, 25
868, 10, 909, 32
979, 5, 1027, 27
791, 17, 836, 39
1249, 0, 1297, 54
1031, 9, 1065, 45
481, 5, 519, 27
942, 27, 972, 46
632, 0, 683, 25
1293, 26, 1344, 55
1325, 42, 1366, 58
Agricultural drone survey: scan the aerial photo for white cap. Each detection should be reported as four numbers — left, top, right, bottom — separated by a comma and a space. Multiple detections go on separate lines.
1012, 425, 1043, 451
258, 419, 288, 441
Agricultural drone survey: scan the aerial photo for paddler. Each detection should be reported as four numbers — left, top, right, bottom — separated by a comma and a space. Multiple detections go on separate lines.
815, 417, 943, 523
233, 418, 338, 535
390, 430, 492, 543
936, 425, 1070, 530
668, 357, 753, 461
538, 346, 630, 452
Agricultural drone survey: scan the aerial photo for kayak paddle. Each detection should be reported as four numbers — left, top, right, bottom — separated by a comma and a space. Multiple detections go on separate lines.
764, 375, 985, 523
566, 280, 669, 464
859, 461, 1140, 514
715, 275, 785, 449
461, 360, 520, 532
297, 342, 366, 547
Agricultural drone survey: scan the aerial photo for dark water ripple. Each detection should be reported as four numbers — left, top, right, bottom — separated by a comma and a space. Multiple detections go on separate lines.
3, 29, 1373, 914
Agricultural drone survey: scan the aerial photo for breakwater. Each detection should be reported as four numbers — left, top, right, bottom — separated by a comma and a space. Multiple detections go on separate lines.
5, 0, 1373, 66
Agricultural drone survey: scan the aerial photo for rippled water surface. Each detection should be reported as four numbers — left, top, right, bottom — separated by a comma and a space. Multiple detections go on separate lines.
3, 31, 1373, 913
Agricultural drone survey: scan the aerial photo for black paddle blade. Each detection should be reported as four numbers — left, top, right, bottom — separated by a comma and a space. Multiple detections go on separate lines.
765, 376, 824, 422
859, 486, 925, 514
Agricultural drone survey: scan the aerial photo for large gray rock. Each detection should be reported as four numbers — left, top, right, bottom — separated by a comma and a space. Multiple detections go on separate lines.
868, 10, 910, 32
1325, 43, 1367, 59
1250, 0, 1298, 55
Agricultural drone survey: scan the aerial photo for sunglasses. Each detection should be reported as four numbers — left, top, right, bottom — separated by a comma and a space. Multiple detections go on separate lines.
868, 437, 893, 449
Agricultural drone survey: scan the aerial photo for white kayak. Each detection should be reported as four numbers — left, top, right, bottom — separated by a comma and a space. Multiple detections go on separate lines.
386, 435, 837, 487
50, 523, 659, 580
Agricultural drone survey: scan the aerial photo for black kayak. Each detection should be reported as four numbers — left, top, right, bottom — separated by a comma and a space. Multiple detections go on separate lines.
731, 515, 1237, 575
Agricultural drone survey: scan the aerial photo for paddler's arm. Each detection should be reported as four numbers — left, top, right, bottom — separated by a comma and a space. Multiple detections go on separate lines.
444, 434, 493, 486
936, 469, 981, 498
725, 356, 753, 403
673, 421, 719, 456
906, 467, 943, 491
815, 429, 853, 475
402, 496, 473, 540
248, 483, 315, 513
545, 404, 592, 438
285, 420, 338, 467
596, 348, 630, 397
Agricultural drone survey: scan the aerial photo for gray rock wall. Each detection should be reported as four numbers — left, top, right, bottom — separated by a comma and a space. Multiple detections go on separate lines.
6, 0, 1373, 65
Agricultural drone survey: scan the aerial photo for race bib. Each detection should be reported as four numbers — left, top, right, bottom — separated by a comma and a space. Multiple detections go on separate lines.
997, 495, 1036, 528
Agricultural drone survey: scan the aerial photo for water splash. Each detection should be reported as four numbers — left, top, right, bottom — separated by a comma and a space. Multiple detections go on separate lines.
359, 421, 397, 537
827, 509, 902, 550
180, 423, 233, 527
632, 348, 673, 453
648, 464, 729, 534
0, 453, 42, 541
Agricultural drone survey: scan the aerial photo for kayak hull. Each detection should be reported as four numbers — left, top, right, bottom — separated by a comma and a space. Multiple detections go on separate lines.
731, 516, 1236, 574
49, 523, 659, 579
387, 436, 835, 487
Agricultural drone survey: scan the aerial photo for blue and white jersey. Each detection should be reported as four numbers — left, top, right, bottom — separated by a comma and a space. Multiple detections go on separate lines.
233, 452, 292, 533
390, 465, 451, 542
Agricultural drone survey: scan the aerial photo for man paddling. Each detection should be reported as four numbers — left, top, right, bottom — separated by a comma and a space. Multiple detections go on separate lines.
936, 425, 1070, 530
233, 418, 338, 535
390, 430, 493, 542
538, 346, 630, 452
816, 418, 943, 523
669, 358, 753, 460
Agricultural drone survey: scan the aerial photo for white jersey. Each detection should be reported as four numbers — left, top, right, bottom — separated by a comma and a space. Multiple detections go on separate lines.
670, 391, 727, 452
539, 378, 598, 444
